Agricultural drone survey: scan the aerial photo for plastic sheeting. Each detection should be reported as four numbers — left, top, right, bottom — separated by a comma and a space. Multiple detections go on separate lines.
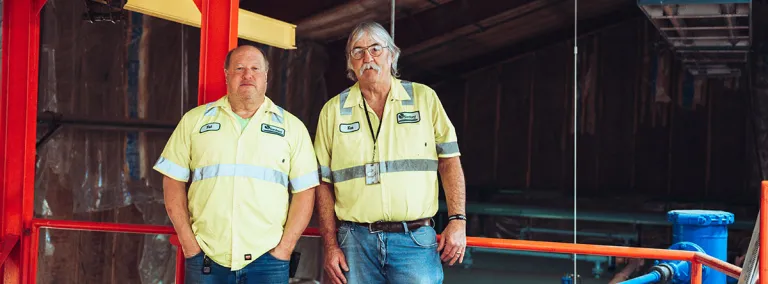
33, 1, 329, 283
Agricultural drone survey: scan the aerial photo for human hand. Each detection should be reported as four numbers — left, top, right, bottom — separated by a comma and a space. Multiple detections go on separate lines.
182, 242, 202, 259
269, 245, 292, 261
323, 245, 349, 284
437, 220, 467, 266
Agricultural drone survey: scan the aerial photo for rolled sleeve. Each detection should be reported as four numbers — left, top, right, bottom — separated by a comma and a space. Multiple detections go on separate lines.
153, 113, 193, 182
430, 89, 461, 158
313, 104, 334, 183
289, 123, 320, 193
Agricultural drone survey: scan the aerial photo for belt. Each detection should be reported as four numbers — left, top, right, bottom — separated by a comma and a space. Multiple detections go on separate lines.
353, 218, 432, 233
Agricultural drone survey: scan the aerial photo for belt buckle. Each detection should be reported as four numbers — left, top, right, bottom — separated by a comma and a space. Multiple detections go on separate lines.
368, 221, 383, 234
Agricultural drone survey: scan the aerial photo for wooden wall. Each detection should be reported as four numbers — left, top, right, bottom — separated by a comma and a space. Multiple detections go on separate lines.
429, 18, 756, 206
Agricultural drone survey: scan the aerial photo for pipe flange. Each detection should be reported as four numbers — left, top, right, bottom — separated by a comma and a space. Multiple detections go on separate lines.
657, 242, 710, 283
651, 263, 675, 284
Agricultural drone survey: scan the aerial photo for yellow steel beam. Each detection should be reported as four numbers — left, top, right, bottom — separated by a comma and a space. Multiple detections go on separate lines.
123, 0, 297, 49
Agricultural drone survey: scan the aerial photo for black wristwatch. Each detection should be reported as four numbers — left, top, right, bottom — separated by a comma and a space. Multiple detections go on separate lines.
447, 214, 467, 222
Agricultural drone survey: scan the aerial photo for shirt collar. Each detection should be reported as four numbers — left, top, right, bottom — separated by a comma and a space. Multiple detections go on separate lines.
342, 77, 410, 109
209, 95, 283, 117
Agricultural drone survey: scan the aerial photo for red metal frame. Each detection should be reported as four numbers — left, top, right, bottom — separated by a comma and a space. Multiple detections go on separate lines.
25, 218, 739, 284
197, 0, 239, 105
0, 0, 47, 283
0, 235, 20, 268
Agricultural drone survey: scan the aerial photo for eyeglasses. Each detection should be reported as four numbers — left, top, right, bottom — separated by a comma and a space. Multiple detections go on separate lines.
350, 44, 387, 60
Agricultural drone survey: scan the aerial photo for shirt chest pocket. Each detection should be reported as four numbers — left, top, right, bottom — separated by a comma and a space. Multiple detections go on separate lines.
191, 122, 235, 160
251, 129, 291, 173
334, 121, 367, 162
393, 112, 435, 159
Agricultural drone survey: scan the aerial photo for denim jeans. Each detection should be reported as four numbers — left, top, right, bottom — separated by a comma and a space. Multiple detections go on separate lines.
184, 250, 289, 284
338, 221, 444, 284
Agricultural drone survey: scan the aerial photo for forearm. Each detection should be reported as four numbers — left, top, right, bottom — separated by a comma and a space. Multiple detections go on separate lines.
315, 182, 339, 248
278, 187, 316, 251
162, 176, 197, 249
438, 157, 466, 216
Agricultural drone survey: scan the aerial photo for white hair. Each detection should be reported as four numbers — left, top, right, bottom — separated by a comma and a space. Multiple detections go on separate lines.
345, 22, 401, 81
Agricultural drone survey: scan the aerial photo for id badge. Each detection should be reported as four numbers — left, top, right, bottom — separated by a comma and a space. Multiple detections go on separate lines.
365, 163, 380, 185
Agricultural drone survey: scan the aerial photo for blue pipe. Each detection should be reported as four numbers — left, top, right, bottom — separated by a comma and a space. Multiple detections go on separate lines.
668, 210, 734, 284
620, 271, 661, 284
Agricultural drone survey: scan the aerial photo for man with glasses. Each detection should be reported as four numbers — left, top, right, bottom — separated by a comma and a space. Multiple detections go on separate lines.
313, 21, 467, 284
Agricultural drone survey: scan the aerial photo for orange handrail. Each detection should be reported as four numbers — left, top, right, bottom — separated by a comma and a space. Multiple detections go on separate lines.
762, 181, 768, 284
693, 252, 742, 279
26, 218, 745, 284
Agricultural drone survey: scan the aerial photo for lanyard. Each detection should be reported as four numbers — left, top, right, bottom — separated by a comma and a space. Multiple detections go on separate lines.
362, 101, 382, 161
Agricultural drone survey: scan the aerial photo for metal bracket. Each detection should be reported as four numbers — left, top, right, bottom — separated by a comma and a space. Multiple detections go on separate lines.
35, 111, 61, 150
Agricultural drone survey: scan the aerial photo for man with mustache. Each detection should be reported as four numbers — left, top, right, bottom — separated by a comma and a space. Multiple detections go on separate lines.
314, 22, 467, 284
154, 45, 319, 283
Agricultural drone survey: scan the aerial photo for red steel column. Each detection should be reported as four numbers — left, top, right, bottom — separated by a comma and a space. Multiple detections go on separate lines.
197, 0, 239, 105
0, 0, 46, 283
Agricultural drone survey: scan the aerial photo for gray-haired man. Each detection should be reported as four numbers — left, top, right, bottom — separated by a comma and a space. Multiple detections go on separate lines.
313, 21, 468, 284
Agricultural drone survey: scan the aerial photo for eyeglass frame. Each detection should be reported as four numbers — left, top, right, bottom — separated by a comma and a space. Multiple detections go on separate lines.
349, 44, 389, 60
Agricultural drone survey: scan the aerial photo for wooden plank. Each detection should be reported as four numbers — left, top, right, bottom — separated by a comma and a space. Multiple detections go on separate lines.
497, 55, 535, 189
529, 43, 568, 190
462, 67, 500, 187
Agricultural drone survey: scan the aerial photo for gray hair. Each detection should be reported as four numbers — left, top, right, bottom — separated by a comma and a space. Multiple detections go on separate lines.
345, 22, 401, 81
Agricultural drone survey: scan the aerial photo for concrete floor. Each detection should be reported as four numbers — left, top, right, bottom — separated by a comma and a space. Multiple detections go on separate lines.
443, 251, 618, 284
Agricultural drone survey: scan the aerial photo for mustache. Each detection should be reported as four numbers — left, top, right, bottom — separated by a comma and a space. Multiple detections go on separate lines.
358, 62, 381, 75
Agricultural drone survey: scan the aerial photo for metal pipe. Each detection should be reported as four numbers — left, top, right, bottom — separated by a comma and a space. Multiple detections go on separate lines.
170, 235, 185, 284
693, 252, 742, 279
28, 218, 740, 284
390, 0, 395, 40
651, 14, 748, 19
469, 247, 611, 263
438, 201, 755, 230
619, 271, 661, 284
36, 112, 177, 132
722, 4, 738, 45
660, 26, 749, 31
691, 262, 703, 284
520, 227, 637, 243
31, 218, 176, 235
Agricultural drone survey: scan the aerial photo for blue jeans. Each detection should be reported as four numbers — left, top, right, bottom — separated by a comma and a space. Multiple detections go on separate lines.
184, 251, 289, 284
338, 221, 444, 284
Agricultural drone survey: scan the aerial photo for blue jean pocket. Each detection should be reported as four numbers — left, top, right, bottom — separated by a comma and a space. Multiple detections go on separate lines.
265, 252, 290, 262
337, 223, 352, 247
409, 226, 438, 248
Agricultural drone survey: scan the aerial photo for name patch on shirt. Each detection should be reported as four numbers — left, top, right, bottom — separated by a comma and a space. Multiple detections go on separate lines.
261, 123, 285, 137
339, 122, 360, 133
200, 122, 221, 133
396, 111, 421, 124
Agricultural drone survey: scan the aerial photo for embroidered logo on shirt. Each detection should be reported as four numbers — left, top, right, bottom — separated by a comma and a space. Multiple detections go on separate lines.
339, 122, 360, 133
245, 254, 252, 260
199, 122, 221, 133
396, 111, 421, 124
261, 123, 285, 137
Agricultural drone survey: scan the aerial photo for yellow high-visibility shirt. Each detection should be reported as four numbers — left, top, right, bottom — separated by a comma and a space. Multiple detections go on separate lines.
153, 95, 319, 270
314, 78, 460, 223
